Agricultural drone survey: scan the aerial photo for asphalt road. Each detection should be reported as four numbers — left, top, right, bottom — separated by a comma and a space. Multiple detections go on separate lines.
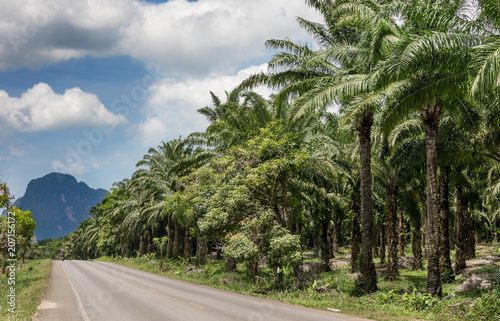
33, 260, 372, 321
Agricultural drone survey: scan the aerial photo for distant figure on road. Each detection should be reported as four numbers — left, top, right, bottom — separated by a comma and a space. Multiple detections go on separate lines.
61, 249, 65, 261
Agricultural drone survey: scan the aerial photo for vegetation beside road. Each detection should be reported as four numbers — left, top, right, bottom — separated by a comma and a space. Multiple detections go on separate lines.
98, 244, 500, 321
0, 259, 51, 321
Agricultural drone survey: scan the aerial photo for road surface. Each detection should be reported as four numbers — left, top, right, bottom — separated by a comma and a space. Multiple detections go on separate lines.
33, 260, 372, 321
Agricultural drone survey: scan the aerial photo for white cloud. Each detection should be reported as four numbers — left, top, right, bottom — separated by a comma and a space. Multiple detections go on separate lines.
136, 63, 272, 146
0, 83, 127, 132
51, 159, 87, 176
120, 0, 320, 76
9, 140, 36, 157
0, 0, 135, 70
136, 117, 171, 147
0, 0, 321, 72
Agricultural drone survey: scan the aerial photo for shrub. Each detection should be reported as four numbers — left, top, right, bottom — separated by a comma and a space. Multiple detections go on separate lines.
400, 288, 439, 311
378, 289, 402, 304
466, 293, 500, 321
267, 232, 302, 269
224, 233, 258, 264
441, 267, 456, 284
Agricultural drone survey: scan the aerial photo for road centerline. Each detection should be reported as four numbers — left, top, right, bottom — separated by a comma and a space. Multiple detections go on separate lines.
189, 302, 206, 309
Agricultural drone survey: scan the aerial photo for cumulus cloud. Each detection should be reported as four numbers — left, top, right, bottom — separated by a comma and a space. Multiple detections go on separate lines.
0, 0, 320, 72
0, 82, 127, 132
136, 63, 272, 146
0, 0, 135, 70
120, 0, 320, 76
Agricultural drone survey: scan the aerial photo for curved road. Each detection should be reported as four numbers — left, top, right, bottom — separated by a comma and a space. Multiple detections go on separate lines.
33, 260, 372, 321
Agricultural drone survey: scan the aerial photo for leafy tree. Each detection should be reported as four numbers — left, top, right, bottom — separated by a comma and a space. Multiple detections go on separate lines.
224, 233, 259, 277
0, 177, 13, 209
10, 207, 36, 264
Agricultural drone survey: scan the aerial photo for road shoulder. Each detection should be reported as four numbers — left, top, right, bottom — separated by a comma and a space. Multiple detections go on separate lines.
32, 260, 85, 321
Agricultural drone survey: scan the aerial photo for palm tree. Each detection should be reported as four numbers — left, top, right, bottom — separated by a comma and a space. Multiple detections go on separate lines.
238, 0, 397, 292
373, 150, 400, 280
193, 88, 272, 151
475, 189, 500, 243
368, 0, 486, 294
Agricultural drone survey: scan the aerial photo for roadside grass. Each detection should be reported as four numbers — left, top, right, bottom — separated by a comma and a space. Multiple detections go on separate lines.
0, 259, 51, 321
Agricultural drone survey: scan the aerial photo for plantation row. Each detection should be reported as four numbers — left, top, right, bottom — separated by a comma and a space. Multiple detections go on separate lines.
68, 0, 500, 297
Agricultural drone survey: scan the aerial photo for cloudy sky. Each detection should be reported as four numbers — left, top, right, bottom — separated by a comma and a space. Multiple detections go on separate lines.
0, 0, 320, 200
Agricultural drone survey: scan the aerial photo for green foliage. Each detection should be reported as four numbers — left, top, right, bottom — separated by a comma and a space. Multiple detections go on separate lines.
224, 233, 259, 264
378, 289, 402, 304
0, 176, 12, 209
400, 288, 440, 311
153, 237, 168, 256
441, 267, 456, 284
466, 293, 500, 321
175, 256, 189, 275
267, 230, 303, 269
0, 206, 37, 264
27, 237, 69, 260
376, 287, 441, 311
0, 260, 51, 320
474, 264, 500, 292
275, 263, 295, 288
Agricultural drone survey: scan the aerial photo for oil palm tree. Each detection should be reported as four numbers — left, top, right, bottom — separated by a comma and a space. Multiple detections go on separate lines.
369, 0, 486, 294
238, 0, 399, 292
373, 147, 401, 280
193, 88, 272, 151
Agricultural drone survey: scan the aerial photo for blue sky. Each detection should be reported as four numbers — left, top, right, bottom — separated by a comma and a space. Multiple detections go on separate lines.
0, 0, 319, 200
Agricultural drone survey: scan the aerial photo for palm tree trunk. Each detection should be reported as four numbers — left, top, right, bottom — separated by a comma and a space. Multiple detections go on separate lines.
196, 237, 207, 264
464, 210, 476, 260
351, 202, 361, 273
356, 114, 377, 292
439, 169, 452, 276
412, 216, 423, 270
495, 220, 499, 244
139, 235, 146, 256
167, 213, 173, 258
455, 183, 467, 273
398, 206, 406, 257
493, 219, 500, 244
422, 100, 442, 296
328, 220, 335, 258
373, 223, 379, 259
412, 187, 425, 270
387, 187, 399, 280
147, 229, 153, 254
183, 226, 192, 259
334, 212, 341, 253
319, 217, 333, 266
173, 220, 183, 258
380, 222, 386, 265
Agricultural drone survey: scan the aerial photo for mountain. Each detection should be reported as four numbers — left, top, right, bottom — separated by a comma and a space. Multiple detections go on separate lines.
13, 172, 108, 240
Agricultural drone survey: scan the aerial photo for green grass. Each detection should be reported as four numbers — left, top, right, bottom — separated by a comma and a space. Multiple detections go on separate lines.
0, 259, 51, 321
